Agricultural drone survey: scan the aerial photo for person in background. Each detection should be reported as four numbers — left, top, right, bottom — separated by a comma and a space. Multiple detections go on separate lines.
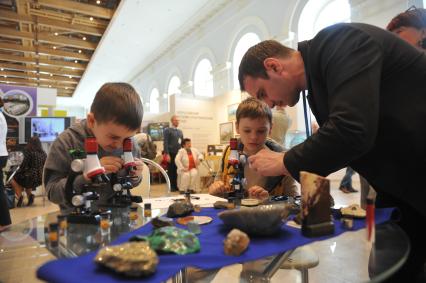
269, 105, 291, 147
43, 83, 144, 211
175, 138, 203, 193
0, 97, 11, 231
338, 167, 357, 193
209, 98, 298, 200
163, 115, 183, 192
10, 136, 47, 207
238, 22, 426, 281
134, 130, 157, 160
387, 6, 426, 50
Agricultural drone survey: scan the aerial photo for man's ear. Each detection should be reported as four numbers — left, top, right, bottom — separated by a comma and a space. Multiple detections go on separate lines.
263, 58, 282, 73
86, 112, 95, 129
235, 122, 240, 134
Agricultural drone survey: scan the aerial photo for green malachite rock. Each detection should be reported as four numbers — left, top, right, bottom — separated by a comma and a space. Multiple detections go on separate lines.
147, 226, 200, 255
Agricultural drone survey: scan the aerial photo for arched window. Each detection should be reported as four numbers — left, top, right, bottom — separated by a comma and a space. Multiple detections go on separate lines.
167, 76, 181, 95
290, 0, 351, 139
193, 58, 213, 97
149, 88, 159, 113
232, 32, 261, 89
298, 0, 351, 41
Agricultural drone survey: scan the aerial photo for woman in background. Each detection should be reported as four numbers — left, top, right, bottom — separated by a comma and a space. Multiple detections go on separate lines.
387, 6, 426, 50
11, 136, 46, 207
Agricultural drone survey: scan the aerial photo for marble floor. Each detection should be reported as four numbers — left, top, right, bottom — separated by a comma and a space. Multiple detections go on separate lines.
1, 169, 362, 283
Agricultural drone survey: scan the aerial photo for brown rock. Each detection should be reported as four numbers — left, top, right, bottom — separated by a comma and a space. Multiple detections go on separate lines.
224, 229, 250, 256
94, 242, 159, 277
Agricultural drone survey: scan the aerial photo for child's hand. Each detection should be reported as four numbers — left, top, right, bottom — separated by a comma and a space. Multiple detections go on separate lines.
129, 158, 144, 179
208, 180, 230, 196
99, 156, 123, 174
248, 185, 269, 200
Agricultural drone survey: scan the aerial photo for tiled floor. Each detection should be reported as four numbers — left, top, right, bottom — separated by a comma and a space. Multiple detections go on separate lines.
2, 169, 362, 283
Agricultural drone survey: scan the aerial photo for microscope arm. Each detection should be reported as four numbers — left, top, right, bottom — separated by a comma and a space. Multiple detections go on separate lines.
140, 157, 171, 197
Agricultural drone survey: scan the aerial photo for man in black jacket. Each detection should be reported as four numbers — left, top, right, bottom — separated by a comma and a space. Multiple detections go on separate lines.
239, 23, 426, 282
163, 115, 183, 191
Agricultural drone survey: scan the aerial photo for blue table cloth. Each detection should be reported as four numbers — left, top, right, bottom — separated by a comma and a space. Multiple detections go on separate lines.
37, 207, 393, 283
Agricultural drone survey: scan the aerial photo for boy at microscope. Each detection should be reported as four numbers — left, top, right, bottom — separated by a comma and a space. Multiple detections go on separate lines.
209, 97, 298, 199
43, 82, 144, 211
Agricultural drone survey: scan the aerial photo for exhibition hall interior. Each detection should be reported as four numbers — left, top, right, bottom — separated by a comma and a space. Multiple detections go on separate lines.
0, 0, 424, 282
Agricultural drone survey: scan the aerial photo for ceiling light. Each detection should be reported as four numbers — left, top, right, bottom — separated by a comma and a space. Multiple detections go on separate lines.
78, 50, 82, 53
90, 17, 94, 21
49, 85, 52, 88
4, 75, 7, 78
50, 73, 53, 76
54, 32, 58, 36
69, 75, 72, 78
0, 68, 3, 71
74, 60, 78, 63
82, 37, 86, 41
65, 87, 68, 90
53, 46, 57, 49
96, 0, 101, 4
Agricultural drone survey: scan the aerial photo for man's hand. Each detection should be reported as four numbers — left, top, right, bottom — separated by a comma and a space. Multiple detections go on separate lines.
129, 158, 144, 179
247, 185, 269, 200
99, 156, 124, 174
208, 180, 231, 196
248, 149, 289, 176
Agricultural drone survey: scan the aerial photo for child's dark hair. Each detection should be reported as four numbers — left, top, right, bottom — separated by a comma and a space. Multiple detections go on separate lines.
181, 138, 191, 147
90, 83, 143, 130
236, 97, 272, 125
27, 136, 44, 152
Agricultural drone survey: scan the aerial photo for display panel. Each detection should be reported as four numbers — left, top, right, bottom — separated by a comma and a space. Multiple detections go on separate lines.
24, 117, 72, 143
147, 122, 169, 141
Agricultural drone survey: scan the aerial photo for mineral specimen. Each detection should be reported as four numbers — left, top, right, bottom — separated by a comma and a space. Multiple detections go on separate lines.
94, 242, 158, 277
213, 201, 235, 210
341, 204, 366, 218
218, 204, 290, 236
151, 216, 174, 229
147, 226, 200, 255
166, 201, 194, 218
223, 229, 250, 256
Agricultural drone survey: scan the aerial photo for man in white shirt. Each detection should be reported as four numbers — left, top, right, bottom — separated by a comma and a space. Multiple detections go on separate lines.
0, 97, 11, 231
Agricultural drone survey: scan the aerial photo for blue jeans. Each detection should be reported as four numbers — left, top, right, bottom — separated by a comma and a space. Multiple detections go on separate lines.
339, 167, 354, 188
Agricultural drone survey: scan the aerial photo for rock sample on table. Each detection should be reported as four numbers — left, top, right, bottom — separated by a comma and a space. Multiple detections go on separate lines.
94, 242, 158, 277
300, 171, 334, 237
147, 226, 200, 255
223, 229, 250, 256
151, 216, 174, 229
218, 204, 290, 236
166, 201, 194, 218
213, 201, 235, 210
340, 204, 366, 218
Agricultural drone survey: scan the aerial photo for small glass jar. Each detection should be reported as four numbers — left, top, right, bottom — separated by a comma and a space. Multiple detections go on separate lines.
57, 215, 67, 236
48, 223, 59, 248
144, 203, 152, 218
129, 205, 139, 221
99, 212, 111, 236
